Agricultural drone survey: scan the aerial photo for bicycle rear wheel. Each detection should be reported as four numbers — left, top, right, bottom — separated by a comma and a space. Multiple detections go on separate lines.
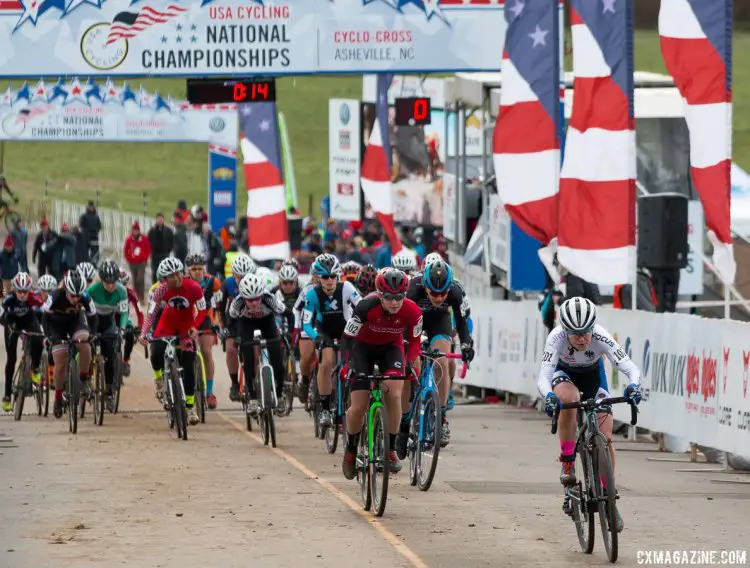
241, 369, 253, 431
416, 388, 441, 492
194, 357, 206, 424
571, 443, 596, 554
93, 358, 105, 426
42, 363, 50, 418
594, 434, 618, 562
370, 403, 390, 517
112, 357, 122, 414
325, 382, 340, 454
12, 362, 27, 421
35, 359, 44, 417
67, 359, 79, 434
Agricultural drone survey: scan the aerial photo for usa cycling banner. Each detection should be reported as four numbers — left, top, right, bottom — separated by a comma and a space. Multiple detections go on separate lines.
0, 0, 506, 77
0, 79, 238, 145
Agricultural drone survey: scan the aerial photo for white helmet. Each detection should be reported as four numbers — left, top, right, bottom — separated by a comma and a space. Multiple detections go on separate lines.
558, 297, 598, 333
255, 267, 276, 290
156, 257, 184, 280
278, 263, 298, 282
231, 254, 257, 277
239, 273, 265, 300
392, 251, 417, 273
63, 270, 87, 295
422, 252, 443, 268
38, 274, 58, 292
11, 272, 33, 291
77, 262, 96, 283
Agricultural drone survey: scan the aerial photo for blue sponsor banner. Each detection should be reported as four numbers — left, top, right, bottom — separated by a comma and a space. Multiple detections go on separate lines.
208, 149, 236, 231
509, 222, 546, 292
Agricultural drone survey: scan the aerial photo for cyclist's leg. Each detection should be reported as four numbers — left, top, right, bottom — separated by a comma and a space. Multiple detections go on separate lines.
3, 325, 19, 403
344, 341, 375, 447
236, 319, 258, 399
379, 345, 406, 444
318, 345, 334, 402
23, 314, 44, 384
197, 319, 215, 398
122, 323, 135, 370
179, 347, 196, 408
260, 318, 285, 398
594, 360, 616, 470
149, 338, 167, 396
552, 368, 583, 485
225, 318, 240, 396
100, 325, 118, 394
298, 336, 314, 399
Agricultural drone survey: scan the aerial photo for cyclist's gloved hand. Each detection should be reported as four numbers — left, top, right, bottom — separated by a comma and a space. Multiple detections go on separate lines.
544, 392, 559, 417
624, 383, 642, 405
460, 342, 475, 363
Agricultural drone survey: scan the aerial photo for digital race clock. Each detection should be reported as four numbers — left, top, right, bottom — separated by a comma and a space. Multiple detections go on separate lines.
186, 78, 276, 104
394, 96, 431, 126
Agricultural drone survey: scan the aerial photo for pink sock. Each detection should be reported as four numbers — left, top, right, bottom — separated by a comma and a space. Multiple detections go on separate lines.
560, 440, 575, 457
601, 476, 607, 489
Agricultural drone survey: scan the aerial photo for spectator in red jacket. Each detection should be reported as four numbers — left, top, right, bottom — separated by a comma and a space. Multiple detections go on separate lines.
123, 221, 152, 303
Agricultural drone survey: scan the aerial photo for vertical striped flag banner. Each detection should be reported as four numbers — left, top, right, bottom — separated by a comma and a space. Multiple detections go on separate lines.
659, 0, 735, 284
361, 73, 404, 255
492, 0, 561, 273
239, 102, 290, 261
558, 0, 636, 286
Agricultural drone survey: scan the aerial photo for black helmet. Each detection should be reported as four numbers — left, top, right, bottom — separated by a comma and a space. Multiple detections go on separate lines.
356, 264, 377, 295
186, 253, 206, 267
423, 260, 454, 294
98, 260, 120, 284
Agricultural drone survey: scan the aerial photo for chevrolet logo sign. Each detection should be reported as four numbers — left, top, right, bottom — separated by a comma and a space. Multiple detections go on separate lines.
212, 167, 234, 181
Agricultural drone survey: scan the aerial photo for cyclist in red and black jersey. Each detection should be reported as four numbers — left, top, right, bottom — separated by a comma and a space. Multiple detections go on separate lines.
138, 258, 207, 426
340, 268, 423, 479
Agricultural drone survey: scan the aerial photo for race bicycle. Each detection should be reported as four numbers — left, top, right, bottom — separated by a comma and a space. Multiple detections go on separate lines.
149, 335, 192, 441
235, 332, 282, 447
407, 348, 466, 491
9, 328, 46, 421
551, 396, 639, 563
357, 372, 409, 518
320, 339, 345, 454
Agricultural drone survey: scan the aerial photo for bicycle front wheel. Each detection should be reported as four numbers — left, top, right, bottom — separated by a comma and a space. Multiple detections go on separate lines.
594, 434, 618, 562
325, 383, 340, 454
370, 403, 390, 517
169, 361, 187, 441
571, 443, 596, 554
42, 363, 50, 418
67, 359, 79, 434
358, 421, 371, 511
93, 358, 105, 426
416, 388, 441, 492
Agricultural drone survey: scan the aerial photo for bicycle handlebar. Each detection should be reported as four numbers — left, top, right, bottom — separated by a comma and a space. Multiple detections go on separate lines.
551, 396, 638, 435
233, 336, 282, 348
420, 349, 469, 379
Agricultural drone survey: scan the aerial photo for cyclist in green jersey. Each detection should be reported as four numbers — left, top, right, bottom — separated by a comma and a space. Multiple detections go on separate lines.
87, 261, 129, 403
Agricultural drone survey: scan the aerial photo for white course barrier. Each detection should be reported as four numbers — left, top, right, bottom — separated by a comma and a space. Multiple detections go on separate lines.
458, 299, 750, 458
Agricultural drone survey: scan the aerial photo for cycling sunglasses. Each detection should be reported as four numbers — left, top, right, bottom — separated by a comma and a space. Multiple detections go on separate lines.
427, 289, 448, 298
244, 297, 262, 303
320, 274, 337, 280
381, 292, 405, 302
566, 329, 593, 337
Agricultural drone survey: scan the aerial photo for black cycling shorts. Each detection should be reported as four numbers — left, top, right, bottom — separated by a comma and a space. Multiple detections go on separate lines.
348, 341, 404, 392
198, 315, 213, 332
551, 361, 612, 414
423, 312, 454, 344
48, 312, 89, 345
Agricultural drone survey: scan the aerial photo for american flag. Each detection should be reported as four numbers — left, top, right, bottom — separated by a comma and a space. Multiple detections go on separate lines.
360, 74, 403, 254
239, 102, 290, 261
557, 0, 635, 285
659, 0, 734, 283
106, 4, 187, 46
492, 0, 560, 248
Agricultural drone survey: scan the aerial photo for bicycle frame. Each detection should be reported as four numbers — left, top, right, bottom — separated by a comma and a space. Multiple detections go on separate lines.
162, 339, 187, 409
253, 330, 276, 410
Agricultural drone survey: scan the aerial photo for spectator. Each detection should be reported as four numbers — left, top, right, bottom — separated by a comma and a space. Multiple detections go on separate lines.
57, 224, 77, 276
73, 224, 89, 265
174, 200, 190, 224
411, 227, 426, 260
10, 218, 28, 272
344, 239, 367, 264
123, 221, 151, 303
375, 240, 392, 269
1, 235, 20, 293
538, 288, 565, 334
172, 212, 188, 263
564, 271, 602, 305
148, 212, 174, 283
32, 218, 58, 277
203, 223, 225, 278
219, 218, 235, 251
613, 268, 658, 311
79, 200, 102, 263
191, 204, 208, 229
186, 215, 205, 257
301, 231, 323, 258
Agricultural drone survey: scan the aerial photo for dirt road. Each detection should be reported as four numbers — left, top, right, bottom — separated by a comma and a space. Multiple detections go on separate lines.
0, 346, 748, 568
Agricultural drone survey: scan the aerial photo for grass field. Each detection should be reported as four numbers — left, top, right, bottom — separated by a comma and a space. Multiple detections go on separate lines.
1, 29, 748, 221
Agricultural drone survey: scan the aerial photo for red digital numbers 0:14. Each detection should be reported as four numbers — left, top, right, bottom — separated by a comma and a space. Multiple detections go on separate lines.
232, 82, 270, 102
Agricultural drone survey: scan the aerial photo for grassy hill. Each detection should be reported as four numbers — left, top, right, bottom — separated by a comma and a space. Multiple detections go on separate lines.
1, 30, 748, 221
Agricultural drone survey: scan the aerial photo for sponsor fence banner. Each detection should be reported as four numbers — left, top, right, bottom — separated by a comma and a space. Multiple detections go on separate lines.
328, 99, 362, 221
459, 299, 750, 458
0, 0, 505, 77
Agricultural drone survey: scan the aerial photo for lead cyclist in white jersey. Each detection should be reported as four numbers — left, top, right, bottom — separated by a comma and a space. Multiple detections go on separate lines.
537, 297, 642, 532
